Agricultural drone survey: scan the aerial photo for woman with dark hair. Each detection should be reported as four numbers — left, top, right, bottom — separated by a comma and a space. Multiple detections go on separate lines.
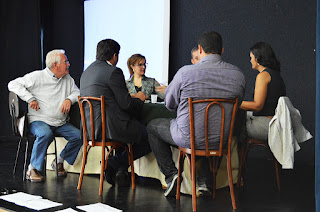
126, 54, 165, 100
240, 42, 286, 140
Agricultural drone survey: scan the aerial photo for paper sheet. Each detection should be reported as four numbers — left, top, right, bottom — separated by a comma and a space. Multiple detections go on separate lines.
77, 203, 122, 212
16, 198, 62, 210
0, 192, 62, 211
0, 192, 41, 204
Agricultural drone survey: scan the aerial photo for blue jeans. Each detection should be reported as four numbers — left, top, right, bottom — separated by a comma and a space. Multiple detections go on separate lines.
29, 121, 82, 171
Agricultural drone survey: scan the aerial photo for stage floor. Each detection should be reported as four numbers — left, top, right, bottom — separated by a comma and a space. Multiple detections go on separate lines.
0, 137, 315, 212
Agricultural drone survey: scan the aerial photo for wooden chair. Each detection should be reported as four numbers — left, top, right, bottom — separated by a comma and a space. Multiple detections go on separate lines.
237, 138, 280, 191
9, 91, 58, 180
176, 98, 239, 211
77, 96, 135, 195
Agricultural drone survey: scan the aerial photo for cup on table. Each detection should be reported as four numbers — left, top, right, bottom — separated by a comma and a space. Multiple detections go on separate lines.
151, 94, 158, 103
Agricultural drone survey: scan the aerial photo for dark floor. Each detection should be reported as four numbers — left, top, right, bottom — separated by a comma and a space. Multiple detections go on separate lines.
0, 137, 315, 212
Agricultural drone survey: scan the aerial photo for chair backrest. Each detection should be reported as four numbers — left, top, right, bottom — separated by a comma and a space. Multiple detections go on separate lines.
78, 96, 106, 147
69, 102, 81, 129
9, 91, 28, 137
188, 98, 239, 157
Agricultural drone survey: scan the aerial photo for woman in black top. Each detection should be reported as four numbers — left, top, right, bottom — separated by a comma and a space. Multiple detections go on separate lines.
240, 42, 286, 140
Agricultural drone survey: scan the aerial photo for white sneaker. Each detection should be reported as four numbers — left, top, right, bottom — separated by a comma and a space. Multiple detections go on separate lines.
164, 174, 179, 197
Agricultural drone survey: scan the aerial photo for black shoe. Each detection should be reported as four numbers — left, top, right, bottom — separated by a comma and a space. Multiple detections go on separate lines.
198, 185, 212, 197
164, 174, 179, 197
104, 166, 116, 186
115, 170, 130, 187
197, 180, 212, 197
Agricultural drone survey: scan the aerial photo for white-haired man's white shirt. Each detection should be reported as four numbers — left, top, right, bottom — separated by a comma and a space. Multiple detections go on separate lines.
8, 67, 80, 127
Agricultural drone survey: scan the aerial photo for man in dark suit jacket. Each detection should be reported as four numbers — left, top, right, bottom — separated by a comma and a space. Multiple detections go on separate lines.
80, 39, 151, 186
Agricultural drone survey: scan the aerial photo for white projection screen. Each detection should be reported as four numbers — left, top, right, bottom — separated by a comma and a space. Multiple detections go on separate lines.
84, 0, 170, 85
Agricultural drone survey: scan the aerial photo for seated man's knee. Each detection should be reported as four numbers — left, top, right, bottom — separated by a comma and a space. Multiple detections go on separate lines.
146, 119, 161, 134
32, 126, 54, 142
38, 130, 54, 142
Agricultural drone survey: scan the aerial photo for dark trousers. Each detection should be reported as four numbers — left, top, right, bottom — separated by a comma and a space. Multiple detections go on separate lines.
109, 124, 151, 171
146, 118, 178, 184
147, 118, 212, 186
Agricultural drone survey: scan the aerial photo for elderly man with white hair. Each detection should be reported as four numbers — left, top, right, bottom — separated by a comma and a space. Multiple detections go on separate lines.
8, 49, 82, 182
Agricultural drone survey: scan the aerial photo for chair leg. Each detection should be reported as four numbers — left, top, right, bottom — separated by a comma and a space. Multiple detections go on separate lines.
99, 144, 106, 195
227, 153, 237, 210
43, 155, 47, 177
23, 138, 29, 181
13, 138, 22, 175
129, 144, 135, 190
53, 138, 58, 177
273, 156, 281, 191
237, 145, 243, 187
264, 145, 281, 191
211, 157, 219, 199
191, 153, 197, 212
237, 143, 251, 188
77, 145, 88, 190
176, 151, 184, 199
237, 142, 247, 187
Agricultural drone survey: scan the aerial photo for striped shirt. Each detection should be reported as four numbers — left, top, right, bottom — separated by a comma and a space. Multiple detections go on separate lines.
165, 54, 245, 149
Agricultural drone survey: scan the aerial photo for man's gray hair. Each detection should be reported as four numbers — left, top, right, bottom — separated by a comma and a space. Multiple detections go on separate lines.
46, 49, 65, 68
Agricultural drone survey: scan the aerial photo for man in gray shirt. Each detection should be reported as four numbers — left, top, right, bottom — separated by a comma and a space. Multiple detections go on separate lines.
147, 31, 245, 197
8, 50, 82, 182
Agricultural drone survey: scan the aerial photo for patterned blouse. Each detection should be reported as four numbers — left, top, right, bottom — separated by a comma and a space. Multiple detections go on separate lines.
126, 75, 165, 100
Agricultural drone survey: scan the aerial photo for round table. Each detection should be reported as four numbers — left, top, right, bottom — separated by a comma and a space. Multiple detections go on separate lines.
139, 103, 176, 125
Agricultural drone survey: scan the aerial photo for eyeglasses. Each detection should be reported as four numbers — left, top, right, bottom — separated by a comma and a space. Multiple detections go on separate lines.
135, 63, 148, 67
63, 60, 69, 64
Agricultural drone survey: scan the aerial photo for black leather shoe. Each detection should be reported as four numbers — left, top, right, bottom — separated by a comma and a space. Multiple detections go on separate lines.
104, 166, 116, 186
116, 170, 130, 187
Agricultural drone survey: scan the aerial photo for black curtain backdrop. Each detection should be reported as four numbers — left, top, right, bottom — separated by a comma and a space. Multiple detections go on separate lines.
1, 0, 84, 138
1, 0, 42, 138
169, 0, 316, 165
40, 0, 84, 84
315, 0, 319, 211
